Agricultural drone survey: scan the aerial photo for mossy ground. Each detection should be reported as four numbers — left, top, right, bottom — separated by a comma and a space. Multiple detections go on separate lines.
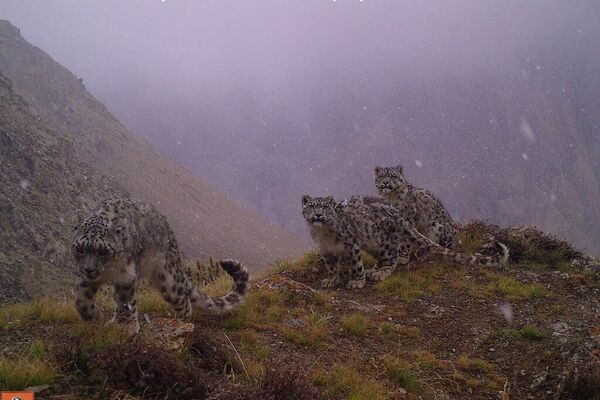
0, 223, 598, 399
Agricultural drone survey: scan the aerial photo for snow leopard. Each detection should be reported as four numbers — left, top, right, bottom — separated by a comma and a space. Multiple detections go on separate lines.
71, 197, 249, 334
302, 195, 508, 289
375, 164, 457, 249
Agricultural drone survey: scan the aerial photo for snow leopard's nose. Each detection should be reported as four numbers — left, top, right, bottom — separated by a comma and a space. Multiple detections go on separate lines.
312, 213, 325, 222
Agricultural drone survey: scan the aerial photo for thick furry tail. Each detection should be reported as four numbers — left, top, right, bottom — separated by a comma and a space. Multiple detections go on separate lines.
189, 259, 249, 313
411, 227, 509, 267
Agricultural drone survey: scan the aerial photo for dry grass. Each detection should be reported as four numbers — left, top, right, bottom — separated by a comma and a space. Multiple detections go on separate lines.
456, 356, 494, 374
281, 309, 330, 347
0, 356, 56, 390
313, 365, 389, 400
341, 313, 372, 336
376, 271, 438, 300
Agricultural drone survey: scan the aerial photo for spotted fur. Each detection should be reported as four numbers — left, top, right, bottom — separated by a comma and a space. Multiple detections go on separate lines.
72, 197, 249, 333
375, 165, 457, 249
302, 195, 508, 288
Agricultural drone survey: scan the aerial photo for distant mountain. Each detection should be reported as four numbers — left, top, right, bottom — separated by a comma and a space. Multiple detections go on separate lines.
0, 20, 305, 302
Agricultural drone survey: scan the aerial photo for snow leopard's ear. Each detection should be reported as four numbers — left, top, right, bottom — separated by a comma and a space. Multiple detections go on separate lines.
374, 166, 382, 175
302, 194, 312, 206
395, 165, 404, 175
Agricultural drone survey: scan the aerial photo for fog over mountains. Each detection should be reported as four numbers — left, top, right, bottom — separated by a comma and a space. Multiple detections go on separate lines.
1, 0, 599, 253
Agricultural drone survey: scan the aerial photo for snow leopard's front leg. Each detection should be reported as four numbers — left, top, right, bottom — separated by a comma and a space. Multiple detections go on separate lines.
344, 244, 365, 289
75, 280, 102, 321
320, 253, 341, 289
110, 267, 140, 334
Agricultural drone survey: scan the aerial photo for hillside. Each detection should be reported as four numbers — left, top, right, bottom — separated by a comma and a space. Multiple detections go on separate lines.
0, 223, 598, 399
0, 73, 127, 303
0, 20, 305, 279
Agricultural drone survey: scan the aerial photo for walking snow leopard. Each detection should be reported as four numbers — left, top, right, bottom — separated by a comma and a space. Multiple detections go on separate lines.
375, 165, 458, 249
302, 195, 508, 289
71, 197, 249, 334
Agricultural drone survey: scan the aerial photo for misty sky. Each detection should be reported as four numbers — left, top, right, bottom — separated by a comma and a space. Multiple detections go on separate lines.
1, 0, 599, 252
2, 1, 594, 104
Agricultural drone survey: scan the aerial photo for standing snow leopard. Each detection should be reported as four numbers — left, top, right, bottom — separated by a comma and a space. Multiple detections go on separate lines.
375, 165, 457, 249
71, 197, 249, 334
302, 195, 508, 289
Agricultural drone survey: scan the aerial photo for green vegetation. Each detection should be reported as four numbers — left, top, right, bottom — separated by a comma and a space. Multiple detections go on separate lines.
0, 357, 56, 390
341, 313, 371, 336
412, 350, 446, 371
379, 321, 395, 338
376, 272, 437, 300
240, 330, 269, 359
457, 356, 494, 374
221, 289, 286, 330
507, 325, 547, 341
382, 355, 422, 392
496, 277, 546, 300
281, 309, 330, 347
26, 339, 47, 359
74, 323, 132, 352
459, 221, 581, 266
314, 365, 389, 400
273, 250, 321, 273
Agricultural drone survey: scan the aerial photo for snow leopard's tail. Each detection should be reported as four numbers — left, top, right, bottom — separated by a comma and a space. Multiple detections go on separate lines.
189, 259, 249, 313
411, 228, 509, 267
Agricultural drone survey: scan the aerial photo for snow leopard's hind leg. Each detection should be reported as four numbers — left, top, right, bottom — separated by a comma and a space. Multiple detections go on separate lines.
369, 243, 400, 282
426, 221, 456, 249
149, 247, 193, 321
344, 244, 366, 289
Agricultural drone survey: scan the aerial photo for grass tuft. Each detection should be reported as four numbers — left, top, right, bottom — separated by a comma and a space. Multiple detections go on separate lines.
341, 313, 371, 336
412, 350, 446, 371
457, 356, 494, 374
274, 251, 321, 273
377, 272, 437, 300
496, 277, 546, 300
313, 365, 389, 400
0, 356, 56, 390
515, 325, 547, 341
281, 309, 330, 347
27, 339, 47, 359
382, 355, 422, 392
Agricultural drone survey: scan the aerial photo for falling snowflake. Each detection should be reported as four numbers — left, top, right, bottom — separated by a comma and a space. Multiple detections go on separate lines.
19, 179, 30, 190
499, 303, 513, 324
521, 153, 529, 160
519, 118, 535, 142
414, 160, 423, 168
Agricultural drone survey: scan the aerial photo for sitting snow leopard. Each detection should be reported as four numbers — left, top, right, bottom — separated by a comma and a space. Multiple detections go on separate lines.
375, 165, 457, 249
71, 197, 249, 334
302, 195, 508, 289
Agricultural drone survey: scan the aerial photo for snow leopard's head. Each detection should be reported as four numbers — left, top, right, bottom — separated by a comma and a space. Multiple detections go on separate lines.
302, 195, 338, 227
72, 214, 124, 280
374, 165, 409, 198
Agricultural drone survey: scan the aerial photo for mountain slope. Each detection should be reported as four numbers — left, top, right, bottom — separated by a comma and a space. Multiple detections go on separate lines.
0, 20, 305, 275
0, 224, 598, 399
0, 73, 127, 303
